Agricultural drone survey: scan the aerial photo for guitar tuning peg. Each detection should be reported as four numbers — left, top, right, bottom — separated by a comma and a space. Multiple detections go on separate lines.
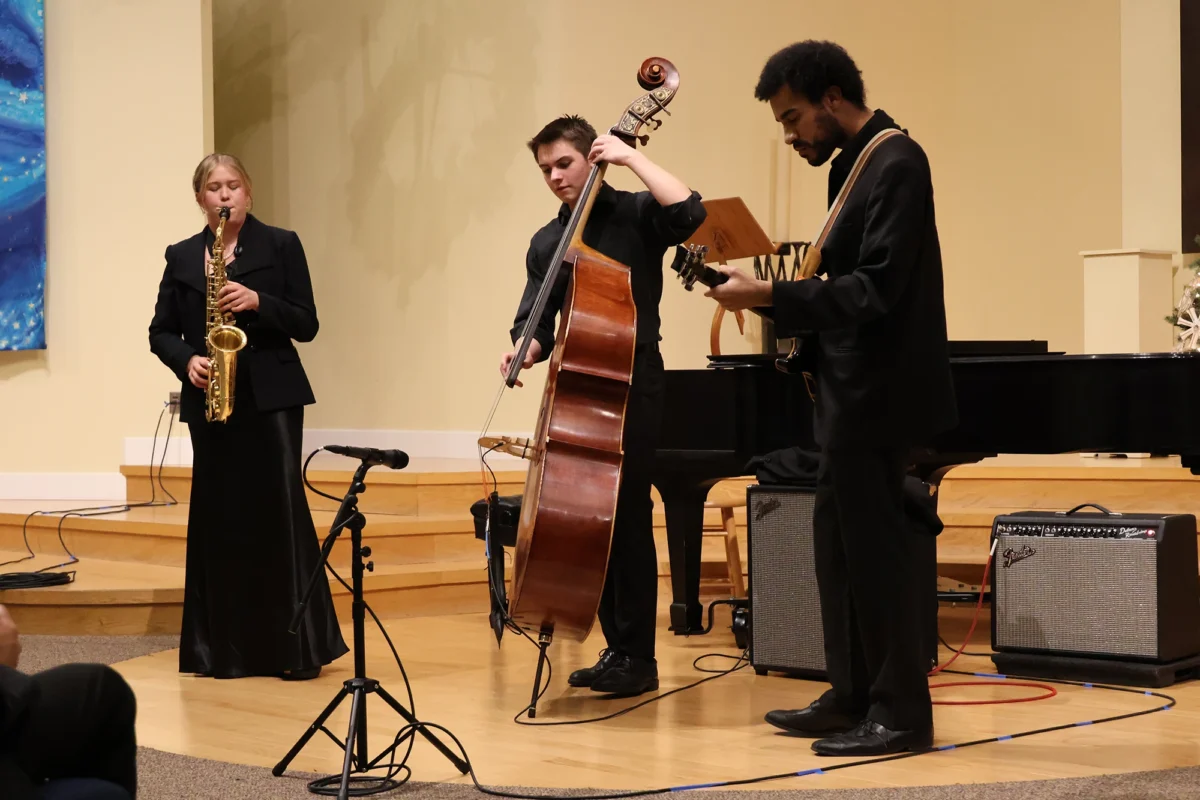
637, 134, 650, 146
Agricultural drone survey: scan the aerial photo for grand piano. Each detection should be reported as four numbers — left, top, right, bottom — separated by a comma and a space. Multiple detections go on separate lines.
652, 341, 1200, 633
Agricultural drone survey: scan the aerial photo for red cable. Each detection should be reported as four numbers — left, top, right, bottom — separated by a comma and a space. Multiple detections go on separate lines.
931, 680, 1057, 705
926, 543, 1058, 705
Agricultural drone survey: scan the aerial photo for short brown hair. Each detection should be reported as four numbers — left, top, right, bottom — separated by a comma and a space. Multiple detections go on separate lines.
526, 115, 597, 159
192, 153, 253, 196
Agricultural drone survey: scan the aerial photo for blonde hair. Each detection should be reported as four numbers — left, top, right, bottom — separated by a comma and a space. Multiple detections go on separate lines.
192, 153, 253, 198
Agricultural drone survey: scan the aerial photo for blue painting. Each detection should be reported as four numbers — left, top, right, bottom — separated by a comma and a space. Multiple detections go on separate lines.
0, 0, 43, 351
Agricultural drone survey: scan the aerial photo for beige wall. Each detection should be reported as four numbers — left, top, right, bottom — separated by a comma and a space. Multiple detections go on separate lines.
1121, 0, 1181, 252
0, 0, 1154, 474
213, 0, 1125, 438
0, 0, 213, 473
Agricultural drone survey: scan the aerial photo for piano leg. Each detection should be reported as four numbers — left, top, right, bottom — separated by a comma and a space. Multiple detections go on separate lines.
658, 479, 709, 634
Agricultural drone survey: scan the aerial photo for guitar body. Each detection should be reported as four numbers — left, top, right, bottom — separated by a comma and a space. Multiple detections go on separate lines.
509, 244, 637, 639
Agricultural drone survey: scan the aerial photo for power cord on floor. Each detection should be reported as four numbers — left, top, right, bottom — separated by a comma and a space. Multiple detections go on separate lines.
0, 402, 180, 590
474, 444, 754, 724
304, 453, 1185, 796
347, 672, 1176, 800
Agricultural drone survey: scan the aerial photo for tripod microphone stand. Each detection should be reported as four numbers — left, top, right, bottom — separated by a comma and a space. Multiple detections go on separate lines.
274, 456, 469, 799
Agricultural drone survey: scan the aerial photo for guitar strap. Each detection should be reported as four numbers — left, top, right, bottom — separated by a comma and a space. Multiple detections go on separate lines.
799, 127, 907, 279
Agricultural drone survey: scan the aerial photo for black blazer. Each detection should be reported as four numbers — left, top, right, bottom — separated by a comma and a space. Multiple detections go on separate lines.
773, 111, 957, 449
148, 214, 319, 424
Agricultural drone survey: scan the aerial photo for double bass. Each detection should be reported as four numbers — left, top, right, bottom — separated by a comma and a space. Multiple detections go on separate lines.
483, 59, 681, 656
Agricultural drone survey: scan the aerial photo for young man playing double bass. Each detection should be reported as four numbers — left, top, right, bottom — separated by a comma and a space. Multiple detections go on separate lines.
498, 115, 706, 697
708, 41, 957, 755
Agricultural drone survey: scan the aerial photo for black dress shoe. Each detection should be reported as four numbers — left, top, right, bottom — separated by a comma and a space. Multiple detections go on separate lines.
812, 719, 933, 756
568, 649, 623, 688
765, 698, 863, 737
589, 655, 658, 696
281, 666, 322, 681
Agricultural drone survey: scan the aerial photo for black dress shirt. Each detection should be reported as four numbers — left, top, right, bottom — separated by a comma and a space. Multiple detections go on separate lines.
772, 110, 957, 448
510, 183, 707, 358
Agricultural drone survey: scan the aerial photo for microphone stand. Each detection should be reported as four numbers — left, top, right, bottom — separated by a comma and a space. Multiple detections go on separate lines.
274, 459, 469, 799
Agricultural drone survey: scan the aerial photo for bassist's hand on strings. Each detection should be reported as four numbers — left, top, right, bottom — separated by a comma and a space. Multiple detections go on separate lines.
187, 355, 211, 390
499, 338, 543, 387
705, 265, 774, 312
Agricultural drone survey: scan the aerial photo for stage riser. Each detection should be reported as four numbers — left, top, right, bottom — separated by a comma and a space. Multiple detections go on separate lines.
940, 474, 1200, 514
0, 510, 750, 572
3, 574, 737, 636
123, 468, 754, 519
123, 468, 528, 518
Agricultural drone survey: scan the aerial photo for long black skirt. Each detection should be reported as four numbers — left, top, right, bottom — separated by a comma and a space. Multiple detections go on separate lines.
181, 391, 348, 678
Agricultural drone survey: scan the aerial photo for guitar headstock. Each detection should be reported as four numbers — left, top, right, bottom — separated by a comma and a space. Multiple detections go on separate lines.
669, 243, 726, 291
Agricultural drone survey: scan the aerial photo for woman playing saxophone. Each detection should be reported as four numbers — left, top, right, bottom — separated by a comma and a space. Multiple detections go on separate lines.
148, 153, 347, 681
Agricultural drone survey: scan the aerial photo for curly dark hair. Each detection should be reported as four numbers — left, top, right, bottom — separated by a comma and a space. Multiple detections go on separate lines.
527, 115, 597, 159
754, 40, 866, 108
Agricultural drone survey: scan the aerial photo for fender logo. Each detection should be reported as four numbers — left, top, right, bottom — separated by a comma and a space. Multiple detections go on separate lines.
1002, 545, 1036, 568
754, 498, 781, 521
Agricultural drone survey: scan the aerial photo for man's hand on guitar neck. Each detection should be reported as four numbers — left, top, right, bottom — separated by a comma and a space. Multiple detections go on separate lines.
705, 265, 774, 312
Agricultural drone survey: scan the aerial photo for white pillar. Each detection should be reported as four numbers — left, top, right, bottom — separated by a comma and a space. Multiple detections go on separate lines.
1081, 249, 1176, 353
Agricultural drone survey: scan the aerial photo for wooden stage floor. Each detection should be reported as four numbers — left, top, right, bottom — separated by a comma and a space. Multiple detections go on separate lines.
114, 605, 1200, 793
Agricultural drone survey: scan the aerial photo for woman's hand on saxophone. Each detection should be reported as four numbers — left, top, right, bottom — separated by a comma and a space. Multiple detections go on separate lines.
187, 355, 211, 390
218, 281, 260, 314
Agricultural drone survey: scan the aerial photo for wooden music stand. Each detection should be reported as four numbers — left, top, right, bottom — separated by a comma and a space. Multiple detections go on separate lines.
682, 198, 775, 355
683, 197, 776, 265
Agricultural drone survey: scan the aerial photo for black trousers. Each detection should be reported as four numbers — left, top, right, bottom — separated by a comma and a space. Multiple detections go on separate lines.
14, 664, 138, 797
812, 446, 932, 731
596, 348, 665, 661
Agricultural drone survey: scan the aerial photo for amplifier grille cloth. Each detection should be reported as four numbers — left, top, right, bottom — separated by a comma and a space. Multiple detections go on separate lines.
749, 489, 824, 671
993, 535, 1158, 658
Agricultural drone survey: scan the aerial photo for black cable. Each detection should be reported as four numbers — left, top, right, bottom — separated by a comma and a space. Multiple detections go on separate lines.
939, 634, 990, 658
474, 444, 752, 724
298, 450, 419, 792
473, 669, 1176, 799
514, 650, 748, 728
301, 449, 1178, 799
0, 403, 179, 589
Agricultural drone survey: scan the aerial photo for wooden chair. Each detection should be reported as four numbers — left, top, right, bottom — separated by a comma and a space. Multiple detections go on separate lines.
701, 480, 748, 597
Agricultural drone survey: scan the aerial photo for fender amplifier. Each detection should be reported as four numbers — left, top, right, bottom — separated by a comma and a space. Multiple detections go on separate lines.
746, 484, 939, 678
991, 505, 1200, 662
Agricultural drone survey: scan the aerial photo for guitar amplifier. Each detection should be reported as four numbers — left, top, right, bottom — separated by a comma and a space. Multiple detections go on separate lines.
745, 484, 939, 678
991, 506, 1200, 662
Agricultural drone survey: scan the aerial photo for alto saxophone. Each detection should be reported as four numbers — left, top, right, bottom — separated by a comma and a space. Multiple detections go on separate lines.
205, 206, 248, 422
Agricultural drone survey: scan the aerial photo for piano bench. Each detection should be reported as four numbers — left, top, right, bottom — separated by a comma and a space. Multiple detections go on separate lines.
703, 491, 747, 598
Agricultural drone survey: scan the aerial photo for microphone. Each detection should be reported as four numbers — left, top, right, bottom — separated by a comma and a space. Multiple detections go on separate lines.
323, 444, 409, 470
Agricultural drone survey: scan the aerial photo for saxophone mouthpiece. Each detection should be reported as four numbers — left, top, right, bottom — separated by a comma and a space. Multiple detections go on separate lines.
218, 206, 231, 220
